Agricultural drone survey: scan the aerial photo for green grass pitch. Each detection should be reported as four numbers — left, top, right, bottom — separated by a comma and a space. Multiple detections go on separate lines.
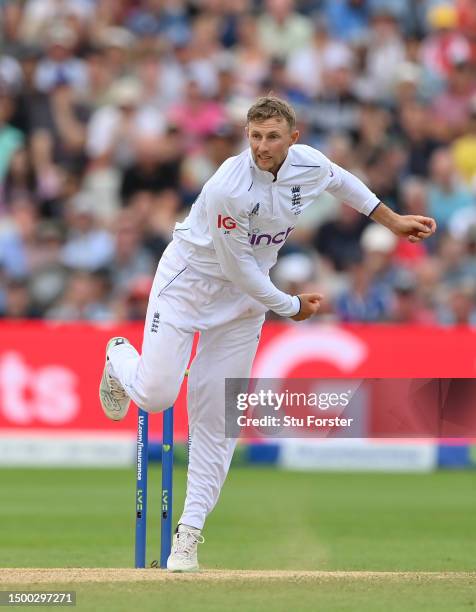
0, 466, 475, 610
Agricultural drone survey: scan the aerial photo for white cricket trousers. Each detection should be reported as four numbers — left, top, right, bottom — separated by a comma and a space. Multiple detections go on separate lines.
108, 241, 266, 530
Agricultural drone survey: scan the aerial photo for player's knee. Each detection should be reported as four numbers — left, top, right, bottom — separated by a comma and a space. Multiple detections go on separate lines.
139, 380, 178, 413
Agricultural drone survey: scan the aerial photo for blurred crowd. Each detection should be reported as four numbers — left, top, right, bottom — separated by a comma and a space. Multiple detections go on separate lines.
1, 0, 476, 325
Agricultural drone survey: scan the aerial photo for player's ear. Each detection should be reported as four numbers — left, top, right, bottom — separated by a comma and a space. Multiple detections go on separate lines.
291, 129, 299, 144
245, 125, 250, 139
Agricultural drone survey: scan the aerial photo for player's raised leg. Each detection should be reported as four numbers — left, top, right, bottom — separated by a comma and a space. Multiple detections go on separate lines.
99, 250, 195, 420
100, 318, 194, 420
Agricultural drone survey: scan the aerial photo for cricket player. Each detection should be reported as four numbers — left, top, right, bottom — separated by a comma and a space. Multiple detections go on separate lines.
99, 96, 436, 571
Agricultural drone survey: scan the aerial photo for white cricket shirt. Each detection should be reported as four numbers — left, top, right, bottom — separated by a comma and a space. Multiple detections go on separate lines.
173, 144, 380, 317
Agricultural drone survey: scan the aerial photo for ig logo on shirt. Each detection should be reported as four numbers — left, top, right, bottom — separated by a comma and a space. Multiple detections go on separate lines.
217, 214, 237, 232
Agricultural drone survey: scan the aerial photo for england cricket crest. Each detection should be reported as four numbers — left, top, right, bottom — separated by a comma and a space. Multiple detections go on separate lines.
291, 185, 302, 215
151, 311, 160, 333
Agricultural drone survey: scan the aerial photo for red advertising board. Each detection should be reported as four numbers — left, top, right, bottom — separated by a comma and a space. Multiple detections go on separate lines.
0, 322, 475, 441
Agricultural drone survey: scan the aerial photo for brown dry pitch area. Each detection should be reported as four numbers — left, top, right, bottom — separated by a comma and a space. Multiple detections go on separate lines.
1, 569, 475, 585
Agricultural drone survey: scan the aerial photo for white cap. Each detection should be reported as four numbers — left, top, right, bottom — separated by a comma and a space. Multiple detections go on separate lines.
108, 78, 143, 107
273, 253, 316, 287
396, 62, 422, 84
100, 26, 135, 49
325, 47, 354, 71
361, 224, 397, 253
47, 24, 76, 47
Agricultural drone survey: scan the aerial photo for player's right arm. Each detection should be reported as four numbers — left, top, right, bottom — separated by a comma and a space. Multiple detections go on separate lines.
206, 183, 317, 319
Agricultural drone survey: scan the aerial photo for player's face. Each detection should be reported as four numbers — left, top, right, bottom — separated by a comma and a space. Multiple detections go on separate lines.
247, 118, 299, 176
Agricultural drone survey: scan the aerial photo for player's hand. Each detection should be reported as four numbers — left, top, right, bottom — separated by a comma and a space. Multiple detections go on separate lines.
393, 215, 437, 243
291, 293, 323, 321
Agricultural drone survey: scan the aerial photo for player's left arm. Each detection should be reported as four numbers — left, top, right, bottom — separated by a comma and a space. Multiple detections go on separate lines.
369, 201, 437, 243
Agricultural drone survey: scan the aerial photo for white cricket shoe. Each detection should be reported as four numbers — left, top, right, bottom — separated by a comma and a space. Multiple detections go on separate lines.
99, 337, 131, 421
167, 524, 204, 572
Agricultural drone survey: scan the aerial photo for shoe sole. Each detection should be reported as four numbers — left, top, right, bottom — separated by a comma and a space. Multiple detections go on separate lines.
99, 338, 131, 421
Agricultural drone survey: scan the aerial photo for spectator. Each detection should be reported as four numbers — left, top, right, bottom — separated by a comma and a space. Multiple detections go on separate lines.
388, 268, 435, 323
258, 0, 313, 58
397, 100, 444, 177
61, 193, 114, 271
400, 176, 428, 217
29, 129, 68, 217
181, 14, 223, 97
438, 234, 473, 286
167, 79, 227, 153
452, 95, 476, 184
438, 281, 476, 326
286, 17, 351, 98
81, 46, 114, 109
359, 10, 406, 102
414, 256, 444, 310
126, 1, 189, 49
45, 268, 113, 321
0, 54, 23, 94
365, 143, 406, 212
393, 62, 424, 107
0, 197, 36, 278
232, 14, 270, 98
120, 135, 182, 205
360, 223, 399, 292
2, 147, 36, 207
313, 204, 368, 271
306, 51, 361, 143
427, 148, 474, 231
34, 25, 87, 94
368, 0, 415, 33
141, 189, 181, 260
457, 0, 476, 63
335, 255, 390, 322
0, 278, 41, 318
95, 27, 136, 82
115, 274, 153, 321
1, 1, 23, 53
180, 124, 237, 201
110, 211, 155, 294
29, 221, 68, 313
0, 89, 24, 181
324, 0, 370, 43
18, 0, 94, 46
86, 77, 165, 167
11, 45, 48, 137
431, 59, 476, 140
354, 103, 393, 168
421, 3, 471, 81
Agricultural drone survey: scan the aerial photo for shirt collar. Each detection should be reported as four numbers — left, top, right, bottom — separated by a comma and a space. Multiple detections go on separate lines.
248, 147, 293, 184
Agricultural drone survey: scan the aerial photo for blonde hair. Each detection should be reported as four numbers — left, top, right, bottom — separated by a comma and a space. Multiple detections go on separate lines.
246, 96, 296, 131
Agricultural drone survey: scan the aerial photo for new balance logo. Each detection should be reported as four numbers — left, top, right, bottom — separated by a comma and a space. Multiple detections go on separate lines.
151, 312, 160, 333
249, 203, 260, 216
